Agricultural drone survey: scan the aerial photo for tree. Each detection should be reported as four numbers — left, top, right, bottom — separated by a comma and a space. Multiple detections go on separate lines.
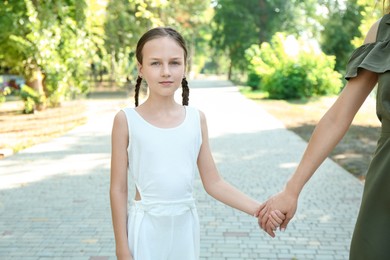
351, 0, 383, 47
211, 0, 321, 79
320, 0, 365, 72
211, 0, 259, 79
104, 0, 211, 82
0, 0, 95, 109
104, 0, 146, 83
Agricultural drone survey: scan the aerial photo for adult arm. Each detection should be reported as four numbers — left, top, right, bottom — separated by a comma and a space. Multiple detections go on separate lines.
257, 19, 381, 237
110, 111, 133, 260
258, 69, 378, 237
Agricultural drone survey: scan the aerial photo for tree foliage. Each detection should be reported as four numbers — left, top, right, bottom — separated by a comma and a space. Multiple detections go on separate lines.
211, 0, 322, 79
211, 0, 259, 79
1, 0, 383, 108
351, 0, 384, 47
0, 0, 96, 108
320, 0, 364, 72
104, 0, 211, 82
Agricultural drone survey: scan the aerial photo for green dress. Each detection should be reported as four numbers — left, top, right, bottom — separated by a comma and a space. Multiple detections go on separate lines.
345, 14, 390, 260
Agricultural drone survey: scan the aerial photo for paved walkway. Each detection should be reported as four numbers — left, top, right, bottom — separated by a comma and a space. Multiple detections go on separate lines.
0, 79, 364, 259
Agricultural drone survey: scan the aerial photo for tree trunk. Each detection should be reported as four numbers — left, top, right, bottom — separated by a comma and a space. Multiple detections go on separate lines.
110, 51, 116, 83
258, 0, 268, 44
26, 68, 46, 111
27, 68, 44, 95
228, 59, 232, 80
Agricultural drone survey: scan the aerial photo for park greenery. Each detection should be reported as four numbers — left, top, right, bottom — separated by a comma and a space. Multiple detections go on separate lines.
0, 0, 385, 113
245, 33, 343, 99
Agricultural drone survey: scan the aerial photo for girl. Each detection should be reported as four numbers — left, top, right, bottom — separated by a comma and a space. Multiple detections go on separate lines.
259, 1, 390, 259
110, 27, 285, 260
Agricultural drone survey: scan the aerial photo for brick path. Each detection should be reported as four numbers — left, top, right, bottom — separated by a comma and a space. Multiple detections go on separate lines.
0, 79, 364, 259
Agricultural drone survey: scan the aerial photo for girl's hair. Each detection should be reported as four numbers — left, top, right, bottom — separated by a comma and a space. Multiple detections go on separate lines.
134, 27, 189, 107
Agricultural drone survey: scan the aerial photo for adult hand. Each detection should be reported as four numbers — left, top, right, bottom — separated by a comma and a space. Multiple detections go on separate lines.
256, 189, 298, 237
258, 209, 286, 235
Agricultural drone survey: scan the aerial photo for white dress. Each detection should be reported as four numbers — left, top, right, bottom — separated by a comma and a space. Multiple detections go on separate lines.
122, 106, 202, 260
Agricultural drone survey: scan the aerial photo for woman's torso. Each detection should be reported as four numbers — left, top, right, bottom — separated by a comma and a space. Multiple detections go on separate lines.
375, 13, 390, 129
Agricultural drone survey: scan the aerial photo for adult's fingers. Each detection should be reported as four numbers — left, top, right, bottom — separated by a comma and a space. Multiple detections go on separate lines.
280, 214, 292, 231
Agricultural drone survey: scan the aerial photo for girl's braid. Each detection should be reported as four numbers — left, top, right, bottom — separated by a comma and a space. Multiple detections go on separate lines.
182, 77, 189, 106
134, 76, 143, 107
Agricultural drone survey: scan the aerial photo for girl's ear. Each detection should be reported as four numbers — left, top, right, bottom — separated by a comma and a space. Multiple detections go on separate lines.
137, 62, 143, 77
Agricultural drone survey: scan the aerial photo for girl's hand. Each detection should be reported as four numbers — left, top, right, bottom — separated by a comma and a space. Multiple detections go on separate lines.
256, 189, 298, 237
257, 209, 286, 236
266, 210, 285, 231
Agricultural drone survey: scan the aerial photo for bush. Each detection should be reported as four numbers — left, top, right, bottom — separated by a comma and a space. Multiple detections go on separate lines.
245, 33, 343, 99
0, 86, 11, 103
247, 72, 261, 90
19, 85, 46, 113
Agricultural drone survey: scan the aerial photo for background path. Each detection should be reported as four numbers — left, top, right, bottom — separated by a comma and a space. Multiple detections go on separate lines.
0, 79, 363, 259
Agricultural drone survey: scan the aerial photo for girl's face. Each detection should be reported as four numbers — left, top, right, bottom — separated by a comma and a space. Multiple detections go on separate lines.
138, 36, 186, 99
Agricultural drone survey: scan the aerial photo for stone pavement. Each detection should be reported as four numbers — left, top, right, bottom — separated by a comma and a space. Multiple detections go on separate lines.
0, 79, 364, 259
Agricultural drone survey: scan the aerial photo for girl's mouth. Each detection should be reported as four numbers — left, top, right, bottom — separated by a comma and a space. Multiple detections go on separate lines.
159, 81, 174, 85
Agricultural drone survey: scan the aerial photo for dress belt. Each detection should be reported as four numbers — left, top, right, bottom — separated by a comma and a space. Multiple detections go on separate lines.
130, 198, 197, 259
132, 198, 196, 216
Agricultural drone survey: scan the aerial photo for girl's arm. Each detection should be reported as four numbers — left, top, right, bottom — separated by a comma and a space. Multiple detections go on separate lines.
258, 69, 378, 237
110, 111, 133, 260
197, 111, 262, 216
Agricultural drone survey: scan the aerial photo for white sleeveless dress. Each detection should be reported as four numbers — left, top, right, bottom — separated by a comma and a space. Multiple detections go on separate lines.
122, 106, 202, 260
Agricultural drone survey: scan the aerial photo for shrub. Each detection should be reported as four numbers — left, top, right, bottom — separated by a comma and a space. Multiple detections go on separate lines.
0, 86, 11, 103
245, 33, 343, 99
247, 72, 261, 90
19, 85, 46, 114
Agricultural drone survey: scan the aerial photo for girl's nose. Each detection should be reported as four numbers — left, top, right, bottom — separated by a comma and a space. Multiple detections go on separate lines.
161, 64, 171, 77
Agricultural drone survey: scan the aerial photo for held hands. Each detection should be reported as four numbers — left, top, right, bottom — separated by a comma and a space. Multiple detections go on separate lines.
256, 189, 298, 237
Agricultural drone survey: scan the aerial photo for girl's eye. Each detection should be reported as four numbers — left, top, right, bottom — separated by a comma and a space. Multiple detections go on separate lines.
170, 61, 181, 65
151, 62, 160, 66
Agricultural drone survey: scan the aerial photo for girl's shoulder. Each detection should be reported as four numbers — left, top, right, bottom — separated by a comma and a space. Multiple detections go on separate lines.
186, 106, 205, 119
120, 106, 135, 113
119, 106, 137, 120
113, 107, 136, 128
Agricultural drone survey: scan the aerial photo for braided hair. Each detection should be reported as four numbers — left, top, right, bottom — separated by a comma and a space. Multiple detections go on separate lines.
181, 77, 189, 106
134, 76, 143, 107
134, 27, 190, 107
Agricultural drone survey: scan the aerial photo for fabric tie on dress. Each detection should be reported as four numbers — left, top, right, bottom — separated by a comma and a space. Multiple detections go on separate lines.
130, 198, 199, 259
133, 198, 196, 216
